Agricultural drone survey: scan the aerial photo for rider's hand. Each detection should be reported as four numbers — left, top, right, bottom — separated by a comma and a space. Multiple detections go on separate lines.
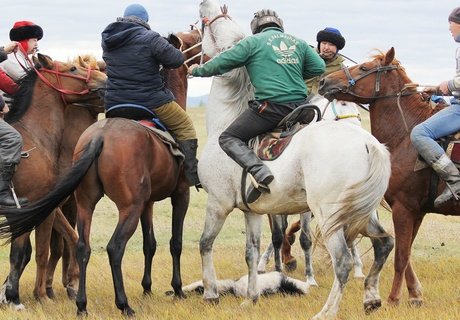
3, 41, 18, 54
438, 81, 449, 95
1, 103, 10, 114
188, 64, 199, 76
422, 86, 440, 96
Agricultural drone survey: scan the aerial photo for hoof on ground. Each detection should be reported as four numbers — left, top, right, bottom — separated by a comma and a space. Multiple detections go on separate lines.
46, 287, 55, 299
283, 259, 297, 272
408, 298, 423, 308
364, 299, 382, 314
122, 306, 135, 317
353, 271, 366, 279
240, 298, 257, 308
77, 309, 88, 318
204, 297, 219, 305
9, 302, 25, 311
66, 287, 77, 300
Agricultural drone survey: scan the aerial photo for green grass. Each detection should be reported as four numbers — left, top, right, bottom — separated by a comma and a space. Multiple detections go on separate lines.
1, 107, 459, 319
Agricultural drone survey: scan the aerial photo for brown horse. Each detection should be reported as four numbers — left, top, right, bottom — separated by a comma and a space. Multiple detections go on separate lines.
0, 54, 106, 309
318, 47, 460, 306
44, 28, 206, 301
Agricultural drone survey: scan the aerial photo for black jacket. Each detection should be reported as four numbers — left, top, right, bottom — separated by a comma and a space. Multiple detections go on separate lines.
101, 18, 184, 109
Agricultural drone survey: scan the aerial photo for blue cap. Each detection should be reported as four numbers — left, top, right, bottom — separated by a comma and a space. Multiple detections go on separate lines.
123, 4, 149, 22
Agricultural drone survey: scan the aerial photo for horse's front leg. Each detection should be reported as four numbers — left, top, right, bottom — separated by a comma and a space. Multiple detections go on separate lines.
199, 200, 230, 304
169, 184, 190, 298
139, 203, 156, 296
271, 215, 286, 272
299, 211, 318, 286
242, 212, 263, 306
33, 211, 56, 302
312, 229, 352, 320
363, 212, 394, 314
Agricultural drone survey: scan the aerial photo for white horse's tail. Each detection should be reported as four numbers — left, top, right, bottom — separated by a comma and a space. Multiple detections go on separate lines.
324, 141, 391, 243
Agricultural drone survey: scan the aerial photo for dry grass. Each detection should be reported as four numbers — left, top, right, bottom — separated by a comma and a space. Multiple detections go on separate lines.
0, 108, 459, 319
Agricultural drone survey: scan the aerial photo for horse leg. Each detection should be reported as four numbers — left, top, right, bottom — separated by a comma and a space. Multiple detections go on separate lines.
351, 239, 365, 278
271, 215, 286, 272
405, 217, 424, 307
282, 217, 301, 271
107, 207, 142, 316
0, 234, 32, 310
33, 211, 56, 302
387, 204, 420, 306
363, 213, 394, 314
298, 211, 318, 286
199, 200, 231, 304
312, 229, 353, 320
51, 208, 79, 299
46, 229, 63, 299
257, 216, 274, 273
139, 203, 156, 296
242, 212, 263, 306
169, 186, 189, 298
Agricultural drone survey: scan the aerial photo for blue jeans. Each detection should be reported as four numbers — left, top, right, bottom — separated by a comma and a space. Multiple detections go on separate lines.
410, 103, 460, 165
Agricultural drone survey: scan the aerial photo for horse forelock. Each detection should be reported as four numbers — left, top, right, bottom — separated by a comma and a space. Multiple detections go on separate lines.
5, 71, 37, 123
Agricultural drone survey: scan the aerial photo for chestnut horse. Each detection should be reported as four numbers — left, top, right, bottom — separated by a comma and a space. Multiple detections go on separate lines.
0, 54, 106, 309
0, 29, 206, 317
44, 29, 206, 301
318, 47, 460, 306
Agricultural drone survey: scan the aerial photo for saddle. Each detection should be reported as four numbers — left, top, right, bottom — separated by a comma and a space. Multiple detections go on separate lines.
106, 104, 183, 160
249, 104, 321, 160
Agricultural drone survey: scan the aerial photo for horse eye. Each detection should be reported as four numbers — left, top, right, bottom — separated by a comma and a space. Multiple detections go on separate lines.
359, 66, 368, 71
70, 66, 77, 72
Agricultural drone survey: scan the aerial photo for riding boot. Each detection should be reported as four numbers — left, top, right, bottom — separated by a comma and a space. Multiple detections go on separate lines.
178, 139, 202, 189
431, 154, 460, 207
0, 163, 28, 208
219, 137, 274, 203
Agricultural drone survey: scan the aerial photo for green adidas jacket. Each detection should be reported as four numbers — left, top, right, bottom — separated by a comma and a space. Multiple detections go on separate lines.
192, 27, 325, 103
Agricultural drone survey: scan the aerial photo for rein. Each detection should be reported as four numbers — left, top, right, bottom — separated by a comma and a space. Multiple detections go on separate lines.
180, 23, 204, 72
201, 4, 233, 54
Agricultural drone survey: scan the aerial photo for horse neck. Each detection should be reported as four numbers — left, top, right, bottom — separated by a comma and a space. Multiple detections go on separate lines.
205, 68, 253, 135
15, 80, 67, 156
369, 94, 430, 150
164, 68, 187, 109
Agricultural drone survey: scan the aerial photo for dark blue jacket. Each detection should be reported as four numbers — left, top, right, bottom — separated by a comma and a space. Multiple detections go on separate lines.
101, 19, 184, 109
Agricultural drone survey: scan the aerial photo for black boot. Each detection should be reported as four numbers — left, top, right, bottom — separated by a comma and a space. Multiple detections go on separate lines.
178, 139, 202, 189
0, 163, 28, 208
432, 155, 460, 207
219, 137, 274, 203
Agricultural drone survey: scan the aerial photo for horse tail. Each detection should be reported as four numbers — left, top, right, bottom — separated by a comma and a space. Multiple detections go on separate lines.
323, 140, 391, 243
0, 135, 104, 243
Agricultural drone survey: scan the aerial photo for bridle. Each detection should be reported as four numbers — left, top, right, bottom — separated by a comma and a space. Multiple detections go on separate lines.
180, 23, 205, 71
200, 4, 233, 54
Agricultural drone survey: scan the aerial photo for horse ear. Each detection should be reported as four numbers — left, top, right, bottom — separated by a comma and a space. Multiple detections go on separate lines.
78, 56, 90, 69
37, 53, 54, 69
384, 47, 395, 66
168, 34, 183, 50
97, 60, 106, 72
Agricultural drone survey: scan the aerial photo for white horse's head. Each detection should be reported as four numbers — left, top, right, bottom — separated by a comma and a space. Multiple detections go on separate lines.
199, 0, 246, 57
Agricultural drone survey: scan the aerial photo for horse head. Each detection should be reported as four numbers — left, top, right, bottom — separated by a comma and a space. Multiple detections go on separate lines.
199, 0, 245, 57
319, 47, 412, 104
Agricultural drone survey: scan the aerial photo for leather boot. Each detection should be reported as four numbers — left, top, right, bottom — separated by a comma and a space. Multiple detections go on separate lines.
432, 154, 460, 207
219, 136, 274, 203
178, 139, 202, 189
0, 163, 28, 208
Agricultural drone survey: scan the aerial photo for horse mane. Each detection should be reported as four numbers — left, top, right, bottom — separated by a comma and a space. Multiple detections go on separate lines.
5, 70, 37, 124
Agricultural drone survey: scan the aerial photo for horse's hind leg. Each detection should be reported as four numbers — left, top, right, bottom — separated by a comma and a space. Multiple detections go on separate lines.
0, 234, 32, 310
298, 212, 317, 286
351, 239, 365, 278
139, 203, 156, 295
282, 217, 301, 271
46, 229, 63, 299
257, 242, 274, 273
363, 212, 394, 314
313, 229, 352, 320
169, 186, 189, 298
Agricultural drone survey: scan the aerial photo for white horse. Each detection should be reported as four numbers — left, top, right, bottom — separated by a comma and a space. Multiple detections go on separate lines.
197, 1, 393, 319
257, 95, 367, 285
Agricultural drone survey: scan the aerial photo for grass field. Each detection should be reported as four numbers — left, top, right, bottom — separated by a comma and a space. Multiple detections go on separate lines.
0, 107, 459, 320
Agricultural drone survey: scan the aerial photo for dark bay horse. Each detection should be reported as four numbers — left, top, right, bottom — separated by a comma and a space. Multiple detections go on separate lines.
0, 53, 106, 309
318, 47, 460, 306
44, 29, 206, 301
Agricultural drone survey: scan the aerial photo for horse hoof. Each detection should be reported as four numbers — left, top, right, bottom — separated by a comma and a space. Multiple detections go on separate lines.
164, 290, 174, 296
306, 277, 318, 287
66, 287, 77, 300
9, 302, 26, 311
408, 298, 423, 308
240, 298, 257, 308
174, 290, 187, 299
77, 309, 88, 317
204, 297, 220, 305
364, 299, 382, 314
46, 287, 55, 299
353, 271, 366, 279
283, 259, 297, 272
287, 234, 296, 245
122, 306, 135, 317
